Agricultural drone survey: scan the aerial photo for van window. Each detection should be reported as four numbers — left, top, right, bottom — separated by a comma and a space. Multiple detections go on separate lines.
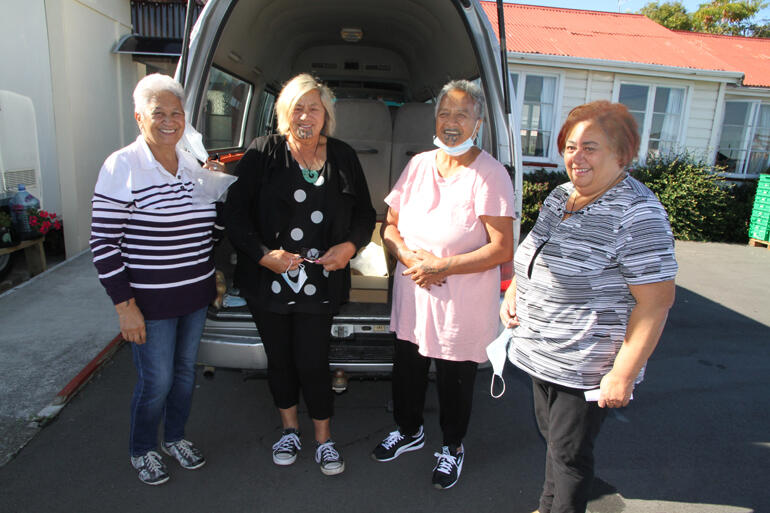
254, 89, 277, 137
202, 67, 253, 150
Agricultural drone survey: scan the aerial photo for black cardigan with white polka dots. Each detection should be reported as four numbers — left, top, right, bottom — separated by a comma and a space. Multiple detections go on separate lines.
224, 134, 376, 312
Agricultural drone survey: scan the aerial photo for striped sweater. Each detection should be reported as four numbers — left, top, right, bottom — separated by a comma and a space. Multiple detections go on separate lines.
90, 136, 217, 320
509, 175, 678, 389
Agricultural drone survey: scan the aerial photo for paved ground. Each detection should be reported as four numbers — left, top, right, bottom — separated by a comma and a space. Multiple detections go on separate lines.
0, 241, 768, 512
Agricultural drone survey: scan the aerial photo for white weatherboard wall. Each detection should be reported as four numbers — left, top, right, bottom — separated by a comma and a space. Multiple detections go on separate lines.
510, 62, 726, 171
45, 0, 139, 256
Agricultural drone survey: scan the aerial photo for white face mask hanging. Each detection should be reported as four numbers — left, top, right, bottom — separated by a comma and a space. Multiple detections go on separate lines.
486, 328, 513, 399
433, 121, 480, 156
281, 265, 308, 294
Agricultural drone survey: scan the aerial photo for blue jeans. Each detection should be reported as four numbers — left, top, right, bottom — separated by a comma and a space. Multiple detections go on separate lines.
129, 306, 207, 457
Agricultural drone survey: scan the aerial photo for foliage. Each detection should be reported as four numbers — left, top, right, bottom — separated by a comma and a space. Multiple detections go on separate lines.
640, 1, 693, 30
0, 210, 10, 228
638, 0, 770, 37
26, 208, 62, 236
521, 156, 758, 243
522, 169, 568, 235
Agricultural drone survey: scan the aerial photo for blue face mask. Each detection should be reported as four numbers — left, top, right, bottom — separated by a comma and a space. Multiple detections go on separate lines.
433, 121, 480, 156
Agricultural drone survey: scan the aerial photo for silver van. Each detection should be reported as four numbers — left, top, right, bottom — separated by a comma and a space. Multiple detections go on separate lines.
178, 0, 522, 375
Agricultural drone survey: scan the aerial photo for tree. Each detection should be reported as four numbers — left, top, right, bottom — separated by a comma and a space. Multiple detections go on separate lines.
638, 0, 770, 37
639, 1, 694, 30
693, 0, 768, 35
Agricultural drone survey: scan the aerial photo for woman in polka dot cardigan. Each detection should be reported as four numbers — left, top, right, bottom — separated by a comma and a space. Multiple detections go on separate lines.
224, 74, 375, 476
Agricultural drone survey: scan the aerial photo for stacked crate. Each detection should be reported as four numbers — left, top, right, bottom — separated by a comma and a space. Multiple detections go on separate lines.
749, 174, 770, 244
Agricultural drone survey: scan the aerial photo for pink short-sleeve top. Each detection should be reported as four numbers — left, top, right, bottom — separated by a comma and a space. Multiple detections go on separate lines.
385, 149, 515, 362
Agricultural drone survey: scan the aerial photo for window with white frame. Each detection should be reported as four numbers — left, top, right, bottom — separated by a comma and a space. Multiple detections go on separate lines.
510, 73, 558, 159
617, 83, 685, 161
717, 100, 770, 176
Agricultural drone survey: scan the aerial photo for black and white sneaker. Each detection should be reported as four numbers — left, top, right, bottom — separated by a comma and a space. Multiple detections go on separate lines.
272, 428, 301, 466
432, 444, 464, 490
130, 450, 169, 485
315, 439, 345, 476
371, 425, 425, 462
162, 439, 206, 470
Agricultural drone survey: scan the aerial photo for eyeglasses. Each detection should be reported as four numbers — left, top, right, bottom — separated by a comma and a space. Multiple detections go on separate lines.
299, 247, 322, 264
527, 239, 549, 280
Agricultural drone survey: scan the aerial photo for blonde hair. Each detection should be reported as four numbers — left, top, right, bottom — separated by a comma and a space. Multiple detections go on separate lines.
275, 73, 336, 136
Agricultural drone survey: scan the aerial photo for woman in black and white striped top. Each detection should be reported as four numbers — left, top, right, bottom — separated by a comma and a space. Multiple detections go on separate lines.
91, 73, 227, 486
500, 101, 677, 513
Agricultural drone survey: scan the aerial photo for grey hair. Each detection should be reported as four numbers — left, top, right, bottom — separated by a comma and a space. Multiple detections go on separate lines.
435, 80, 485, 120
275, 73, 336, 136
133, 73, 185, 114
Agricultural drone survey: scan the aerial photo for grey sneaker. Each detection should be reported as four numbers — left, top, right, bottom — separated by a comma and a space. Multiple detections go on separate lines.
272, 428, 301, 465
314, 439, 345, 476
130, 451, 169, 485
161, 439, 206, 470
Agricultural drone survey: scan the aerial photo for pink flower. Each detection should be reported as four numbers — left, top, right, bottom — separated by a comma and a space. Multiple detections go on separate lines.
29, 217, 38, 226
40, 211, 49, 218
53, 221, 61, 230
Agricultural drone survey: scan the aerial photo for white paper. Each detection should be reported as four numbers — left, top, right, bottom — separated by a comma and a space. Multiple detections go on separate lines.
584, 389, 633, 402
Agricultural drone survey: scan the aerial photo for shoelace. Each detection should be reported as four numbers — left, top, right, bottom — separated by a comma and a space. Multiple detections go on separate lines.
433, 449, 457, 475
273, 432, 301, 452
381, 430, 405, 449
143, 451, 164, 473
316, 441, 340, 463
169, 439, 197, 460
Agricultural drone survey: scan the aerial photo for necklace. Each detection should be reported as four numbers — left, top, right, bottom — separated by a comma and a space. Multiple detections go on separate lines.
564, 172, 627, 215
289, 136, 322, 184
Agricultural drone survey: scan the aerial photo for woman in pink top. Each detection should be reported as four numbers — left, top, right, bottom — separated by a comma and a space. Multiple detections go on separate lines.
370, 80, 515, 489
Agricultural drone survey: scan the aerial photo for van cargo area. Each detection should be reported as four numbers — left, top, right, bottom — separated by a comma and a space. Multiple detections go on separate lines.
186, 0, 519, 372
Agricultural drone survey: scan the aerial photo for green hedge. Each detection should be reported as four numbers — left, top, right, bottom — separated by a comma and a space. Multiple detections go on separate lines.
522, 155, 759, 242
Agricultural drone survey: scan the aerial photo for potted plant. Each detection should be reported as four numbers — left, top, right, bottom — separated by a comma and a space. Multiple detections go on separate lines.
27, 208, 62, 238
0, 210, 15, 247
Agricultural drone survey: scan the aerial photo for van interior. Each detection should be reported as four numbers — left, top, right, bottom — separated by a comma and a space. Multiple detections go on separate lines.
194, 0, 510, 370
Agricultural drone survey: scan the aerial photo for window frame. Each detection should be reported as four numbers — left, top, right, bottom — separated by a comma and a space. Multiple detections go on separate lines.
613, 79, 691, 164
509, 69, 563, 164
716, 98, 770, 178
200, 65, 254, 152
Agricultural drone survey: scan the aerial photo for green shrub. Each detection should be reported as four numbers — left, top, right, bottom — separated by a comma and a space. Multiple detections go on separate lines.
520, 156, 758, 243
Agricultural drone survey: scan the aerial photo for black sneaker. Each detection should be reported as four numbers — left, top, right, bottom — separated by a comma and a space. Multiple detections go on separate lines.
130, 450, 169, 485
162, 439, 206, 470
432, 444, 464, 490
371, 425, 425, 462
315, 439, 345, 476
272, 428, 301, 466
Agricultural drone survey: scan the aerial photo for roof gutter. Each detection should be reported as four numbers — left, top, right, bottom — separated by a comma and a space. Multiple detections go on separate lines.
507, 52, 744, 84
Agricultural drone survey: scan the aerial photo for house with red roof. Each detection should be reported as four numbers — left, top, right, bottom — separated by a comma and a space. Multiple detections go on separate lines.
480, 2, 770, 178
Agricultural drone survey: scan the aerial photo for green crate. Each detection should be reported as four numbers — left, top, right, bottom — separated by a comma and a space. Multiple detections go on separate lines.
755, 194, 770, 207
751, 211, 770, 226
749, 224, 770, 241
759, 174, 770, 184
756, 185, 770, 196
749, 226, 770, 241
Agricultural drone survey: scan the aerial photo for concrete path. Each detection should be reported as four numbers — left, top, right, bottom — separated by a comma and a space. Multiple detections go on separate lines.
0, 251, 118, 465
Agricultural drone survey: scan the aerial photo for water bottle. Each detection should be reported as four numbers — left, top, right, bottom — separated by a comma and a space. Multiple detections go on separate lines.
9, 185, 40, 240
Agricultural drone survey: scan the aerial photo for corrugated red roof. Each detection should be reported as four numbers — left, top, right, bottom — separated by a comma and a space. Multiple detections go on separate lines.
480, 2, 770, 87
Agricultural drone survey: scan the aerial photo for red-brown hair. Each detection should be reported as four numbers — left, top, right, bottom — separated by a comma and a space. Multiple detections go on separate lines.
557, 101, 640, 168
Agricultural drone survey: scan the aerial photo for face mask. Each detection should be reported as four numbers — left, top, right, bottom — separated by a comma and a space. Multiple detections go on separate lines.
433, 121, 480, 156
281, 265, 308, 293
486, 328, 512, 399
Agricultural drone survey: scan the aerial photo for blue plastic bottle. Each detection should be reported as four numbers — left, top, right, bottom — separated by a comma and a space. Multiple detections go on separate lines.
9, 185, 40, 240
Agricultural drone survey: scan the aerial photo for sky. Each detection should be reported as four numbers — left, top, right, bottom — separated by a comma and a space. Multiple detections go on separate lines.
504, 1, 770, 21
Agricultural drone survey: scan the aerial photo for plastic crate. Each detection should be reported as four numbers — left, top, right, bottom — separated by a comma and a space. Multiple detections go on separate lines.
751, 210, 770, 226
749, 224, 770, 242
759, 174, 770, 184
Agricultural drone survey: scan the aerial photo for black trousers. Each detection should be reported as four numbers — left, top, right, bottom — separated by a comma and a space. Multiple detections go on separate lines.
392, 338, 478, 447
247, 304, 334, 420
532, 377, 608, 513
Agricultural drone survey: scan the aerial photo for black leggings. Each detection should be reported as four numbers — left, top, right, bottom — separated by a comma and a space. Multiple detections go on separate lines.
247, 304, 334, 420
392, 338, 478, 447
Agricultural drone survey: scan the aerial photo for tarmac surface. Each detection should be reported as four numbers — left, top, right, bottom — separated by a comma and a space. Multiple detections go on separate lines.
0, 240, 768, 512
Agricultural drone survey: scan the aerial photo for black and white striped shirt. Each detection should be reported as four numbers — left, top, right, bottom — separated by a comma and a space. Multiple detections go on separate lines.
509, 175, 678, 388
90, 136, 217, 320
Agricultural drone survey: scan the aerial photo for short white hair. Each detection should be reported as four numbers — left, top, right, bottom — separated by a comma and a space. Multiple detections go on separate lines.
133, 73, 185, 114
435, 80, 485, 120
275, 73, 336, 136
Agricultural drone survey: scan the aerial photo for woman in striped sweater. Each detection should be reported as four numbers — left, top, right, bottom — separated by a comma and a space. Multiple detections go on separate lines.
500, 101, 677, 513
90, 74, 225, 486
